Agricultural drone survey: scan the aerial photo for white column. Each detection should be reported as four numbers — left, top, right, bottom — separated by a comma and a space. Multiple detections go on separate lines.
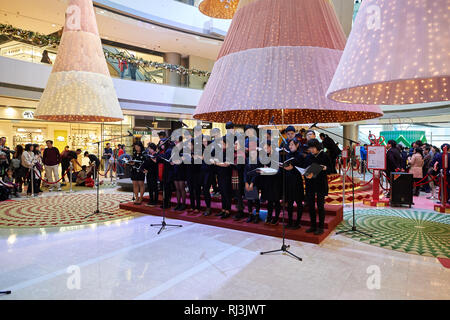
343, 124, 359, 149
164, 52, 181, 86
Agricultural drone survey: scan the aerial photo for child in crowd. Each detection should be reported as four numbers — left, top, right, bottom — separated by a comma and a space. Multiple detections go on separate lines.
2, 168, 20, 198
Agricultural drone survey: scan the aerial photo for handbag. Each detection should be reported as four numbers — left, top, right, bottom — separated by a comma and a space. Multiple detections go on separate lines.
11, 158, 21, 169
244, 186, 259, 200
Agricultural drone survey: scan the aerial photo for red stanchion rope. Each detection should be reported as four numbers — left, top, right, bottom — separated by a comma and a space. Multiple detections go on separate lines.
38, 168, 70, 184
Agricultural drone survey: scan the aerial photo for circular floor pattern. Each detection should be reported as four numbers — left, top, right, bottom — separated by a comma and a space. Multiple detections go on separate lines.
336, 208, 450, 258
0, 193, 138, 228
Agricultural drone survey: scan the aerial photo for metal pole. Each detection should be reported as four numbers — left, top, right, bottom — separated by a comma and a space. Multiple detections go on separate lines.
30, 166, 34, 196
67, 162, 74, 193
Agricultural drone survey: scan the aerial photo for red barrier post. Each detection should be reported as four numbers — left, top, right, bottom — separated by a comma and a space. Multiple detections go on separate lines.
435, 146, 450, 213
363, 134, 390, 207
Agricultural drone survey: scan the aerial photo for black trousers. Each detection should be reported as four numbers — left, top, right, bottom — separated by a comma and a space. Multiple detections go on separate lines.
61, 161, 70, 182
202, 171, 214, 208
218, 177, 232, 211
329, 154, 338, 174
232, 188, 244, 213
306, 192, 326, 230
162, 181, 172, 208
211, 172, 219, 193
188, 174, 202, 210
146, 173, 158, 203
26, 172, 40, 195
287, 199, 304, 224
267, 200, 281, 219
247, 199, 260, 214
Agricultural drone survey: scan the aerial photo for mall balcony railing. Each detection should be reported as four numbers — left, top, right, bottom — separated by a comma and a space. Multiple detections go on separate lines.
0, 40, 209, 91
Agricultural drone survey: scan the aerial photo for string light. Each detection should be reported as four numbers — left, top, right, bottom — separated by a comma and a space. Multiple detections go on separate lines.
35, 0, 123, 122
198, 0, 239, 19
194, 0, 383, 125
327, 0, 449, 105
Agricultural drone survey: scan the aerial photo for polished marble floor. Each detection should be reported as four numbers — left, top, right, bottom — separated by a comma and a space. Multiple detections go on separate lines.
0, 188, 449, 300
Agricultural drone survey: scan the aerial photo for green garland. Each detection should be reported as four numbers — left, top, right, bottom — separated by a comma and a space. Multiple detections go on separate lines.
0, 24, 211, 77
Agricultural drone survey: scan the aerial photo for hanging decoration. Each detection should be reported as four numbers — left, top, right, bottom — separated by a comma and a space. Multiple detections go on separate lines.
0, 23, 211, 78
35, 0, 124, 122
327, 0, 450, 105
198, 0, 239, 19
194, 0, 383, 125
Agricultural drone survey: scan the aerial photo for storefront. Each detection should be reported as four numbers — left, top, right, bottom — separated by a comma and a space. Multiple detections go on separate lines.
0, 106, 134, 155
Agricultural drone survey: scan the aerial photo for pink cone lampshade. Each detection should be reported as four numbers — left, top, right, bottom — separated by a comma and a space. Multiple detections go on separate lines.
327, 0, 450, 105
194, 0, 383, 125
35, 0, 123, 122
198, 0, 239, 19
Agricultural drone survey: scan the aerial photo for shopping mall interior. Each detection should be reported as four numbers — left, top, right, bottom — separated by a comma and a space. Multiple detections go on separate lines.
0, 0, 448, 303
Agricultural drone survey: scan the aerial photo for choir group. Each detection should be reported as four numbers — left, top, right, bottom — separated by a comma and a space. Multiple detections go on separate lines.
125, 122, 332, 235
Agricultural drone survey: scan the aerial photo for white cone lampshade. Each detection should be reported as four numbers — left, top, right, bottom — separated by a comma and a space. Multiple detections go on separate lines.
194, 0, 383, 125
35, 0, 123, 122
327, 0, 450, 105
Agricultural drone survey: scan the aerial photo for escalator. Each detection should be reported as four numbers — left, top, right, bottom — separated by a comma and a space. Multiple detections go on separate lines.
103, 45, 164, 83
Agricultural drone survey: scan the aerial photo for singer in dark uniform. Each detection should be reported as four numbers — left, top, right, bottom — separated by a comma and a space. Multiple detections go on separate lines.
129, 142, 146, 205
304, 138, 331, 235
143, 143, 158, 206
186, 138, 203, 213
157, 138, 174, 209
260, 141, 282, 225
281, 138, 305, 229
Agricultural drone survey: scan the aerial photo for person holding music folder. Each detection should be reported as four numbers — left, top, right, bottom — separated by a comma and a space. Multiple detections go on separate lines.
304, 138, 331, 235
260, 141, 282, 225
281, 138, 305, 229
127, 142, 146, 205
157, 138, 174, 210
202, 136, 214, 216
143, 143, 158, 206
172, 137, 187, 211
231, 138, 245, 221
244, 148, 262, 223
186, 138, 203, 213
214, 136, 233, 219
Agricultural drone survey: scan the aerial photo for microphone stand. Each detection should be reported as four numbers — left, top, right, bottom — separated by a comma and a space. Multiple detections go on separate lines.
150, 143, 182, 235
84, 132, 133, 219
260, 113, 302, 261
310, 123, 372, 238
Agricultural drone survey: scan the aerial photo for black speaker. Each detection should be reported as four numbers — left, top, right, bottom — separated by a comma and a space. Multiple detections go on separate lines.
390, 172, 413, 207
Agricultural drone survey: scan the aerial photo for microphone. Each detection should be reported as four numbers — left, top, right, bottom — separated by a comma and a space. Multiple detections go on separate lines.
180, 121, 188, 128
145, 125, 152, 130
269, 116, 275, 125
127, 130, 134, 137
309, 123, 318, 129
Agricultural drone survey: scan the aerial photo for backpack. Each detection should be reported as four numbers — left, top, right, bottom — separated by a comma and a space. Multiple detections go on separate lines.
11, 158, 21, 169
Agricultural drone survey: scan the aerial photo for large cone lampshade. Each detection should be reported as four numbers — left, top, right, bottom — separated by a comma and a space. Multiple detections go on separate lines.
198, 0, 239, 19
35, 0, 123, 122
327, 0, 450, 105
194, 0, 383, 125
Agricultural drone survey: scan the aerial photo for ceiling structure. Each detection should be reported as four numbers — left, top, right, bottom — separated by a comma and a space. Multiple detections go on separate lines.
0, 0, 224, 60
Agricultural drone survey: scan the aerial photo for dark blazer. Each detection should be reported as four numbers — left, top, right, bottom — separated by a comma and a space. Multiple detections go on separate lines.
386, 147, 402, 175
282, 150, 305, 201
322, 136, 341, 157
304, 151, 331, 196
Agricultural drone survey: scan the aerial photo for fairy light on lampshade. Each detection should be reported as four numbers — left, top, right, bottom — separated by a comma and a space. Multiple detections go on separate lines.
194, 0, 383, 125
327, 0, 449, 105
35, 0, 123, 122
198, 0, 239, 19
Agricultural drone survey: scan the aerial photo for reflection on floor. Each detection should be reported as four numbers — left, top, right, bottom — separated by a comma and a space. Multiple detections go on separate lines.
0, 188, 449, 300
